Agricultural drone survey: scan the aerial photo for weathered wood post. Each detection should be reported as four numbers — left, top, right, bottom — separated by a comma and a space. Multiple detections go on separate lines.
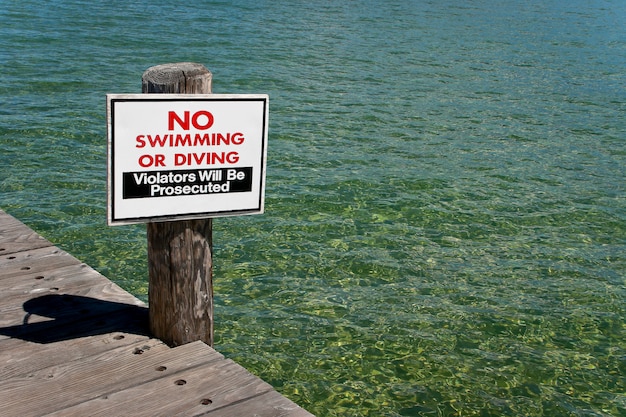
142, 63, 214, 347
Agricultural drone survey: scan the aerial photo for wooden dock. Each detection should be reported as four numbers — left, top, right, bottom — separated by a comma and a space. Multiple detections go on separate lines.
0, 209, 314, 416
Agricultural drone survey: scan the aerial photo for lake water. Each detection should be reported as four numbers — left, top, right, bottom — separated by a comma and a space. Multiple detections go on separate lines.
1, 1, 625, 415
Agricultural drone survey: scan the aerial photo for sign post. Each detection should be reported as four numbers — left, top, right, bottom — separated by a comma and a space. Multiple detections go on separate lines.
106, 63, 269, 347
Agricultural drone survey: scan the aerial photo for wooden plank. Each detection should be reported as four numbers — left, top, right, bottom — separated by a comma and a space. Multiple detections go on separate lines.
45, 356, 272, 416
0, 262, 146, 324
0, 209, 52, 254
203, 390, 316, 417
0, 332, 152, 380
1, 250, 94, 288
43, 347, 314, 417
0, 340, 223, 417
0, 245, 82, 282
0, 261, 143, 306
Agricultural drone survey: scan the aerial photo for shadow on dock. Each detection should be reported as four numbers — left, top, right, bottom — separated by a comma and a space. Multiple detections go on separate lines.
0, 294, 149, 344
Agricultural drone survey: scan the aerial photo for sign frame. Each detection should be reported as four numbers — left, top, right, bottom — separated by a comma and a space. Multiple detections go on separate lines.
106, 93, 269, 225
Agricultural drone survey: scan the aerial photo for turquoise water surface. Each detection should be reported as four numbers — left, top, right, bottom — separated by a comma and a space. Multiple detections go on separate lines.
1, 1, 625, 415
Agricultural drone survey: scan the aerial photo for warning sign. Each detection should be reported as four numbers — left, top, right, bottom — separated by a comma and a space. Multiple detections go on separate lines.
106, 94, 269, 225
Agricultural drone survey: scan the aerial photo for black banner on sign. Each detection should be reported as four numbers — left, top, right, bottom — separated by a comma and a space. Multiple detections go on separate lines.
123, 167, 253, 199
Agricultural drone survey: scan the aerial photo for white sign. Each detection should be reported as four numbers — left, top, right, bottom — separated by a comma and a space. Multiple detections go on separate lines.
106, 94, 269, 225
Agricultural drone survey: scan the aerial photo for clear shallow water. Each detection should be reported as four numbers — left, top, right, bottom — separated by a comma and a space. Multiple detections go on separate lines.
1, 1, 625, 415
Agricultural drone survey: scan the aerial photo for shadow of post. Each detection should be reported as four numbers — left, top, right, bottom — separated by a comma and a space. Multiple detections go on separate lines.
0, 294, 149, 343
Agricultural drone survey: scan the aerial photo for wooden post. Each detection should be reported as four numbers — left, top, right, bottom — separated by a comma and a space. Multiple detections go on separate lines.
142, 63, 214, 347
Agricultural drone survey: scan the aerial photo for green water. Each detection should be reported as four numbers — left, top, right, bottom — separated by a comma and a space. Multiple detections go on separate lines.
1, 0, 624, 415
